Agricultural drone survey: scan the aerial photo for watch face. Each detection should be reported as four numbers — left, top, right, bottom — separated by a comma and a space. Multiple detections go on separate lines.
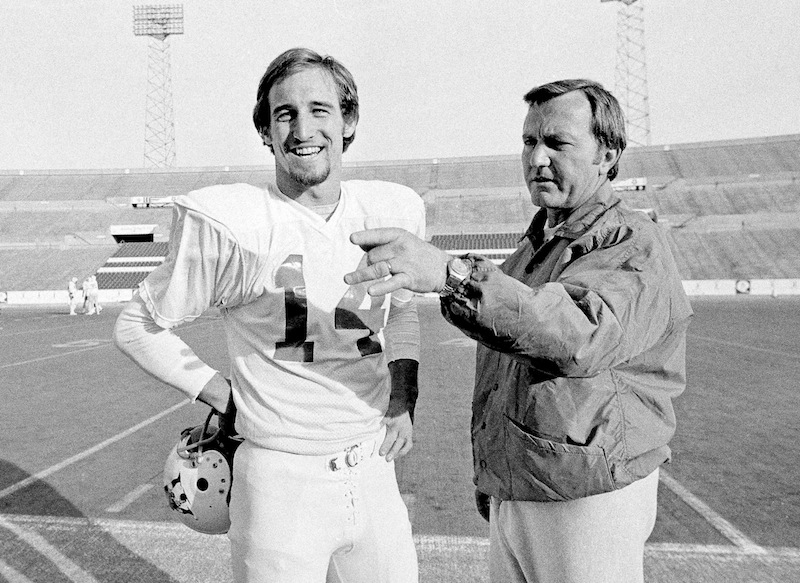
449, 257, 471, 277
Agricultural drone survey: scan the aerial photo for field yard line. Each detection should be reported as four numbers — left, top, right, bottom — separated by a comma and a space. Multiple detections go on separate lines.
105, 484, 155, 513
0, 343, 111, 369
0, 315, 218, 370
0, 322, 88, 338
1, 514, 193, 532
645, 542, 800, 559
0, 515, 100, 583
415, 534, 490, 550
689, 333, 800, 360
4, 513, 800, 560
0, 401, 188, 501
0, 558, 35, 583
659, 470, 766, 555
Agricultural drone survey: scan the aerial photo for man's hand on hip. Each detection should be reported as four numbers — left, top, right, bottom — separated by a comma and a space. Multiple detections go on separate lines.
380, 410, 413, 462
197, 373, 233, 415
345, 227, 451, 296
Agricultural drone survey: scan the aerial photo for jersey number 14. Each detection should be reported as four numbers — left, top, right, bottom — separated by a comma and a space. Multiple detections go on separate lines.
274, 254, 386, 362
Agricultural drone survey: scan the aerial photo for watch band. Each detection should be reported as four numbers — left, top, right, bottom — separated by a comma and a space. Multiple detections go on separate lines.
440, 256, 473, 297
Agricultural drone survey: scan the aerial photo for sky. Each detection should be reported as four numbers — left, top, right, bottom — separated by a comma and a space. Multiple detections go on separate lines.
1, 0, 799, 171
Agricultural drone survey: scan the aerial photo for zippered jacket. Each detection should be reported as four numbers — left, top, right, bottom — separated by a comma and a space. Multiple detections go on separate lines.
442, 183, 693, 501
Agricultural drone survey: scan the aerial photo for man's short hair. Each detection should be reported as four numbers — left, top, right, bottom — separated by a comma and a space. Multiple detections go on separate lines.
252, 47, 359, 152
524, 79, 626, 181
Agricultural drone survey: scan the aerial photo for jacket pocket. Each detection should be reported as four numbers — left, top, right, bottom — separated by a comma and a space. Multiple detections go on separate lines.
505, 417, 617, 501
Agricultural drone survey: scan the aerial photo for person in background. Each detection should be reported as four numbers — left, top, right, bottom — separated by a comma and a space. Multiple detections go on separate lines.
114, 48, 423, 583
83, 275, 101, 315
67, 276, 80, 315
82, 275, 100, 315
344, 79, 693, 583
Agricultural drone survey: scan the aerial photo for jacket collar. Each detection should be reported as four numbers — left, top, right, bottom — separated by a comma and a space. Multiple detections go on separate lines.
523, 182, 621, 246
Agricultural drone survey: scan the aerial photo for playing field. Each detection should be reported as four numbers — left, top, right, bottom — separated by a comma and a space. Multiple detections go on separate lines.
1, 296, 799, 582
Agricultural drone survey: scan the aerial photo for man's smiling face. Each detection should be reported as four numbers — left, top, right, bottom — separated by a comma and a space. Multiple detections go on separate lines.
263, 67, 355, 199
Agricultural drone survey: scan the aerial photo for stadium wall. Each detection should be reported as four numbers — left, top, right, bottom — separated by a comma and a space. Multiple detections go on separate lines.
4, 280, 800, 307
1, 134, 799, 300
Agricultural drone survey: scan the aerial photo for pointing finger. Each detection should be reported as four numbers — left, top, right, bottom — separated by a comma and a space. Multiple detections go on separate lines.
344, 263, 385, 286
349, 227, 405, 250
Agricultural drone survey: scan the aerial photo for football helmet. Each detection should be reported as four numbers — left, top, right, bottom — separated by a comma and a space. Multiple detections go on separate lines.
163, 408, 242, 535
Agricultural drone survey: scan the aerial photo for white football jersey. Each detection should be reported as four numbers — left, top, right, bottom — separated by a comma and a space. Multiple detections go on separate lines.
140, 180, 426, 455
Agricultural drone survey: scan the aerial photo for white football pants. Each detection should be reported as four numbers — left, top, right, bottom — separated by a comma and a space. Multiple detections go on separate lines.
489, 468, 659, 583
228, 430, 418, 583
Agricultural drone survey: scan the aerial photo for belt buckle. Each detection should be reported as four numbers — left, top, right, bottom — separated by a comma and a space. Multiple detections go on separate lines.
345, 445, 360, 468
329, 443, 361, 472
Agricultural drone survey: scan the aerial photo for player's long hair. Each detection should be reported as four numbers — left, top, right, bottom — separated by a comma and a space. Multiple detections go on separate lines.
253, 48, 359, 153
524, 79, 626, 181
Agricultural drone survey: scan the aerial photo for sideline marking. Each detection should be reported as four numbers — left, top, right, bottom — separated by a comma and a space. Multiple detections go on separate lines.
0, 401, 188, 502
659, 470, 766, 555
0, 515, 100, 583
0, 558, 35, 583
105, 484, 155, 513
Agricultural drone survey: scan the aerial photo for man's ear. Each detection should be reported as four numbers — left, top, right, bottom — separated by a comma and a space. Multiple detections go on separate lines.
259, 128, 271, 147
598, 147, 620, 176
343, 118, 356, 140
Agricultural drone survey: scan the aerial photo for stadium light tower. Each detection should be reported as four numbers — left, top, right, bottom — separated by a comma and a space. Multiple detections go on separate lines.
601, 0, 652, 147
133, 4, 184, 168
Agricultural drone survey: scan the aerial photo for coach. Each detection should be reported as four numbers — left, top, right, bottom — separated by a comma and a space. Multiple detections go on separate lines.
345, 79, 693, 583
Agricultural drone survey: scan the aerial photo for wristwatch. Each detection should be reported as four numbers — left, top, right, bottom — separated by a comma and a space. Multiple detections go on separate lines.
440, 256, 473, 297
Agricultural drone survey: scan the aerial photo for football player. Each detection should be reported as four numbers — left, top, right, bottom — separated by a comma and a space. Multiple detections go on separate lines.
67, 276, 80, 315
114, 48, 423, 583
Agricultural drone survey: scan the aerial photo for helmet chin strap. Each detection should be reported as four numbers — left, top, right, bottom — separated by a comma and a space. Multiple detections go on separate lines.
176, 409, 222, 459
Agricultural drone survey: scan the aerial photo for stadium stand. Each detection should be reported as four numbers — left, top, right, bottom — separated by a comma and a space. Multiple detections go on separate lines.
429, 232, 522, 251
95, 242, 169, 290
666, 228, 800, 280
614, 133, 800, 181
619, 177, 800, 217
0, 133, 798, 296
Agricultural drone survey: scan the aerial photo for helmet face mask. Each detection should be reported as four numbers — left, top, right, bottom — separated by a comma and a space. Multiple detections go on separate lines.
163, 410, 242, 535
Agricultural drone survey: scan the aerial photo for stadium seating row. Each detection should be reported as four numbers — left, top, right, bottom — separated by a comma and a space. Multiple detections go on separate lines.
1, 134, 798, 204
